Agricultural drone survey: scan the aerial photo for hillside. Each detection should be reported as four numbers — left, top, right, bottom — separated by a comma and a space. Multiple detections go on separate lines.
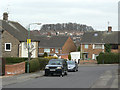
40, 22, 94, 32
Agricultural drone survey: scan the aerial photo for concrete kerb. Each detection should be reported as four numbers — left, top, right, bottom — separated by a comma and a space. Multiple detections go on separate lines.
78, 64, 119, 67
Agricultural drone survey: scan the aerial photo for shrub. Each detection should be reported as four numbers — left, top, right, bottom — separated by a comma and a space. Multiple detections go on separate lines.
28, 59, 40, 73
44, 56, 58, 59
43, 52, 48, 57
104, 44, 111, 53
38, 58, 50, 70
68, 54, 71, 60
4, 57, 28, 64
97, 53, 120, 64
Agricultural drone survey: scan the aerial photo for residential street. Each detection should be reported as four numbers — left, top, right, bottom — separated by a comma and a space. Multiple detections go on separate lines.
3, 65, 118, 88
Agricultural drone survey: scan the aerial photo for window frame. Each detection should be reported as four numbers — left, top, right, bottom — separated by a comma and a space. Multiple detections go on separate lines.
55, 49, 59, 53
94, 44, 102, 49
5, 43, 12, 51
44, 48, 50, 53
84, 44, 88, 49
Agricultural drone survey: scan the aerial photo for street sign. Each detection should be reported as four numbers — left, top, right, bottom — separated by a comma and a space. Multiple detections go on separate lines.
27, 39, 31, 44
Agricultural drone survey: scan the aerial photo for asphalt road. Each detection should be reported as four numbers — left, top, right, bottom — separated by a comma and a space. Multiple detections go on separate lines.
3, 65, 118, 88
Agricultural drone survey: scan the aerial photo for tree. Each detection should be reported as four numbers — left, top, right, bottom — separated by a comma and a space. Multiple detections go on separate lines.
77, 46, 81, 51
68, 54, 71, 60
43, 52, 48, 57
104, 44, 111, 53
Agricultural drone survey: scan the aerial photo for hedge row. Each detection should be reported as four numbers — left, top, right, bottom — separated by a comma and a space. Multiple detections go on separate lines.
97, 53, 120, 64
3, 57, 28, 64
3, 57, 50, 73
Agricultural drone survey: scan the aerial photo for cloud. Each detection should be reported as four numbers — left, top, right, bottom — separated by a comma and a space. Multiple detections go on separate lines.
0, 0, 119, 30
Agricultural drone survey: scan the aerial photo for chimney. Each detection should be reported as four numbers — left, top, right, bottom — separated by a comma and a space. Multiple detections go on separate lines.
3, 12, 8, 21
47, 32, 51, 37
108, 26, 112, 32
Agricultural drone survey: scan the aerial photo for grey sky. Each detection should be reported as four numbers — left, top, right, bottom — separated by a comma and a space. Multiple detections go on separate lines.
0, 0, 119, 31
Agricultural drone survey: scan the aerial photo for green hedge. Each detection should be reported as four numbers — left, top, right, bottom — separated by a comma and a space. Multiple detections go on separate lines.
29, 59, 40, 73
25, 58, 50, 73
97, 53, 120, 64
38, 58, 50, 70
3, 57, 28, 64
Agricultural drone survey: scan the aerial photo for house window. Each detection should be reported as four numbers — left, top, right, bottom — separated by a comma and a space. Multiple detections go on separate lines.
44, 49, 50, 53
5, 43, 11, 51
94, 44, 102, 49
55, 49, 59, 53
85, 45, 88, 49
111, 45, 118, 49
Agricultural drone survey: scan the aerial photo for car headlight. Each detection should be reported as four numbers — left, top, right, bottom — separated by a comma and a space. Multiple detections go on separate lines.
45, 66, 49, 69
57, 67, 62, 69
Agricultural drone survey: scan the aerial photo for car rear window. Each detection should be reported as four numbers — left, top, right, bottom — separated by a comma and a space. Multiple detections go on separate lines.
48, 60, 62, 65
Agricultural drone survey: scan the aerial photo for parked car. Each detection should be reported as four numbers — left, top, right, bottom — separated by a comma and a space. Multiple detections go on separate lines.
45, 59, 68, 76
67, 61, 78, 72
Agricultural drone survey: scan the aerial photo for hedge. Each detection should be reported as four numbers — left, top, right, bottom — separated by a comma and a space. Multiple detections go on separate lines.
97, 53, 120, 64
37, 58, 50, 70
3, 57, 28, 64
28, 59, 40, 73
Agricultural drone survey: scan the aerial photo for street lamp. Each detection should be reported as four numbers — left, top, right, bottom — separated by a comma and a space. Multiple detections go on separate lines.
27, 23, 41, 73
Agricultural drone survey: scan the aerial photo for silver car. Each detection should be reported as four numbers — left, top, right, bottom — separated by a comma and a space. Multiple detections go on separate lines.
67, 61, 78, 72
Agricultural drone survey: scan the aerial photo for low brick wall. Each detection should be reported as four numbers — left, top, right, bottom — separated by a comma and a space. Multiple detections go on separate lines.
80, 60, 97, 64
5, 62, 25, 76
61, 55, 68, 59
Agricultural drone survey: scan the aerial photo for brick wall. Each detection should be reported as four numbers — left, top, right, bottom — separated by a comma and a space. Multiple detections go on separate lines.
81, 44, 104, 59
5, 62, 25, 76
80, 60, 97, 64
61, 55, 69, 59
62, 37, 76, 54
2, 31, 20, 57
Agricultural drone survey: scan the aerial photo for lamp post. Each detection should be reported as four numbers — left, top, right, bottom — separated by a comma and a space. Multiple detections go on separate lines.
27, 23, 41, 73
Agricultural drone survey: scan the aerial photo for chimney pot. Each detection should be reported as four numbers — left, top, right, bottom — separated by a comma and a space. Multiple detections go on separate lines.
3, 12, 8, 21
108, 26, 112, 32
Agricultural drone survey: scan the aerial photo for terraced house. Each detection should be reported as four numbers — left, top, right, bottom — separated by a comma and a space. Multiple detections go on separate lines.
80, 26, 120, 60
0, 12, 39, 58
35, 35, 77, 59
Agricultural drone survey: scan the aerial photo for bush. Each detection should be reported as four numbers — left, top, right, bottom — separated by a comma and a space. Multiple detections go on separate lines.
68, 54, 71, 60
26, 59, 40, 73
4, 57, 28, 64
44, 56, 58, 59
38, 58, 50, 70
43, 52, 48, 57
97, 53, 120, 64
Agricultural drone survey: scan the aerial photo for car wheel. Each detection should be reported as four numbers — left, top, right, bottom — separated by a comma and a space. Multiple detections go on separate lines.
44, 73, 48, 76
60, 71, 64, 77
65, 71, 67, 75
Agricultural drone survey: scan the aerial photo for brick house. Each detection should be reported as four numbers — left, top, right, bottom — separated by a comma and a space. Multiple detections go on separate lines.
35, 36, 77, 58
80, 27, 120, 60
0, 12, 39, 58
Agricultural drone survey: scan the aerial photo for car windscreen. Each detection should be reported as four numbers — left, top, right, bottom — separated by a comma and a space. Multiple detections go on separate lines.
67, 61, 75, 65
48, 60, 62, 65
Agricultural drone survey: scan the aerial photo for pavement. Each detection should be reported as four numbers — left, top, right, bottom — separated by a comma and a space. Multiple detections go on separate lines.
1, 70, 44, 86
0, 64, 120, 88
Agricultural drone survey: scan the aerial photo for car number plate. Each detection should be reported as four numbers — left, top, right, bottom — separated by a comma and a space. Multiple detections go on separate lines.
50, 69, 55, 71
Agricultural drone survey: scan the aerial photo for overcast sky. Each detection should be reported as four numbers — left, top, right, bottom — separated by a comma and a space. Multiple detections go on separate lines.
0, 0, 119, 31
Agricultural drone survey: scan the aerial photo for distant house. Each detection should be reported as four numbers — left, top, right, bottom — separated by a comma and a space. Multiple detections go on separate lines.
80, 26, 120, 60
0, 12, 39, 58
35, 35, 77, 59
